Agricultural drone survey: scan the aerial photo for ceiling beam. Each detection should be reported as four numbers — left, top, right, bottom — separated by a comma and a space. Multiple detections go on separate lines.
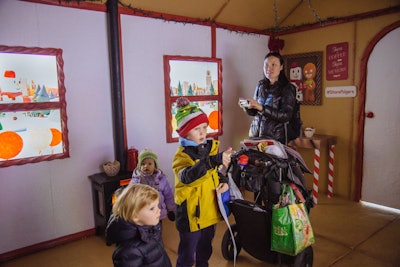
212, 0, 231, 21
275, 0, 304, 29
274, 5, 400, 36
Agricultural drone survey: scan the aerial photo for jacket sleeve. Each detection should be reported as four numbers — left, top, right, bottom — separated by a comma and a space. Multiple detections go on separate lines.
178, 158, 212, 185
160, 174, 176, 211
245, 84, 261, 116
129, 170, 141, 184
259, 83, 296, 123
218, 172, 229, 184
173, 147, 222, 186
245, 107, 259, 116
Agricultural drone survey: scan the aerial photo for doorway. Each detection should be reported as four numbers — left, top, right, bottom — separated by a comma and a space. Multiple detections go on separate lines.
357, 22, 400, 210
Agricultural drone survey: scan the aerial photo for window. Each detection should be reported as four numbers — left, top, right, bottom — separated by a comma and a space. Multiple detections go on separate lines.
0, 45, 69, 167
163, 55, 223, 143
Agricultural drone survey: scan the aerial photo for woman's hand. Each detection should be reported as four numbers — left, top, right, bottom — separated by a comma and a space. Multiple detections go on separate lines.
247, 99, 263, 111
216, 182, 229, 194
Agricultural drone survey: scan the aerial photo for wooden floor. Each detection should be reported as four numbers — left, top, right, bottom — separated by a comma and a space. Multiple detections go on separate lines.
2, 194, 400, 267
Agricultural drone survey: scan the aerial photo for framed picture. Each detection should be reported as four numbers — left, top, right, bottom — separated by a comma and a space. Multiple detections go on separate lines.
163, 55, 222, 143
283, 51, 323, 105
0, 45, 69, 167
326, 42, 349, 80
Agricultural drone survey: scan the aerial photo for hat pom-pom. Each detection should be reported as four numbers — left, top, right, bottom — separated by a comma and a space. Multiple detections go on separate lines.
176, 97, 190, 108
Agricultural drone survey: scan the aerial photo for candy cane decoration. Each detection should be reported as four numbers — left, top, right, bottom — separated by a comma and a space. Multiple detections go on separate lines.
328, 145, 335, 198
313, 148, 320, 204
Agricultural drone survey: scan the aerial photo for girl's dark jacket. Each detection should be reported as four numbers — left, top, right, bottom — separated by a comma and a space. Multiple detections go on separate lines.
106, 215, 172, 267
246, 79, 296, 144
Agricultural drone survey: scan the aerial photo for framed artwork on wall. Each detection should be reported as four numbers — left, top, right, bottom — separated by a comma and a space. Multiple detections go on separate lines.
163, 55, 222, 143
0, 45, 69, 167
283, 51, 323, 105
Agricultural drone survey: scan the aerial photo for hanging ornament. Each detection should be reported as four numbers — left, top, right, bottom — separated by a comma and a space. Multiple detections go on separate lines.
268, 36, 284, 52
268, 0, 284, 52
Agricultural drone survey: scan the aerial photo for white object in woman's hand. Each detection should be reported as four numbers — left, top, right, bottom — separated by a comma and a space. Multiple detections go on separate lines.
238, 98, 250, 108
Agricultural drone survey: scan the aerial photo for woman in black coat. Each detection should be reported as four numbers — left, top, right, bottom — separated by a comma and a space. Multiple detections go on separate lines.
240, 51, 297, 145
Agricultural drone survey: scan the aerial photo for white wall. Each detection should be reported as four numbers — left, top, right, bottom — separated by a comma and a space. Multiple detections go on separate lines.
0, 0, 268, 254
122, 15, 269, 181
216, 29, 271, 149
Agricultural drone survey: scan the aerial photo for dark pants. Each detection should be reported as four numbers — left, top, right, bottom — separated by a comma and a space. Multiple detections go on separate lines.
176, 225, 216, 267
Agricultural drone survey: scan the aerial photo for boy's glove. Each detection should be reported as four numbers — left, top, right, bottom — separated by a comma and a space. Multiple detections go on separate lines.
167, 211, 176, 221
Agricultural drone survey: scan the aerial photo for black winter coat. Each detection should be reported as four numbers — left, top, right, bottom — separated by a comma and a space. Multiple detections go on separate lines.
247, 79, 296, 144
106, 215, 172, 267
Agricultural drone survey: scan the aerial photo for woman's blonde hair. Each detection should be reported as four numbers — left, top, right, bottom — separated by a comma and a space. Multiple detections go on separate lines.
112, 183, 159, 222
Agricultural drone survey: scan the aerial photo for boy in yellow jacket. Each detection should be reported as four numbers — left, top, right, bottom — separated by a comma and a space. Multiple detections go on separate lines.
172, 97, 234, 267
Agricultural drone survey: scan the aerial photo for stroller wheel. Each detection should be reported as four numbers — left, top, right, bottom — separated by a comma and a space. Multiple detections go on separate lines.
293, 246, 313, 267
221, 224, 242, 260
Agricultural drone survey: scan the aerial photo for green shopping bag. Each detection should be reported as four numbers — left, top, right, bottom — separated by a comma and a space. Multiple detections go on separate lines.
271, 184, 314, 256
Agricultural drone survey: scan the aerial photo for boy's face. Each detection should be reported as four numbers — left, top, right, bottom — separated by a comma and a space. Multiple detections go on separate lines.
133, 199, 160, 226
186, 122, 208, 144
140, 158, 156, 175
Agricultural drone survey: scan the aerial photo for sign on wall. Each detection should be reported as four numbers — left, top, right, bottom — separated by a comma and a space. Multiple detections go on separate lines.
325, 86, 357, 98
326, 42, 349, 80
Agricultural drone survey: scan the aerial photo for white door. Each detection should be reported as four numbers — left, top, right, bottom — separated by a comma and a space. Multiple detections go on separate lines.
362, 27, 400, 209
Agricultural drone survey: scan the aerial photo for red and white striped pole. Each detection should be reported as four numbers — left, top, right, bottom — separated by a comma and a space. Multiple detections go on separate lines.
328, 145, 335, 198
312, 148, 320, 204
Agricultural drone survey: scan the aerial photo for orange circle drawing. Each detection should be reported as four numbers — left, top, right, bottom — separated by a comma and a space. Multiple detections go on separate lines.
49, 128, 62, 147
0, 131, 23, 159
208, 110, 219, 130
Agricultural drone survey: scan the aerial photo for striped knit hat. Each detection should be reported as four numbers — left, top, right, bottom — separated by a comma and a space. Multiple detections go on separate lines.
175, 97, 209, 137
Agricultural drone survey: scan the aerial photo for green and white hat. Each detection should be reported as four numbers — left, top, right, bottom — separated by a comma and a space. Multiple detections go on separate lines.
175, 97, 209, 137
138, 148, 159, 169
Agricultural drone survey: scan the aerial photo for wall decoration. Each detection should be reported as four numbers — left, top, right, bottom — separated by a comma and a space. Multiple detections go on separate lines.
0, 45, 69, 167
325, 86, 356, 98
284, 51, 323, 105
326, 42, 349, 80
163, 55, 222, 143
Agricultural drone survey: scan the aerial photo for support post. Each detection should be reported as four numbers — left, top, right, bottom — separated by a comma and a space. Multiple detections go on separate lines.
106, 0, 126, 171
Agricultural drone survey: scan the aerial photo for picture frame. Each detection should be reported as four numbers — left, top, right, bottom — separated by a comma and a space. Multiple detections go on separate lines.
163, 55, 222, 143
0, 45, 69, 167
283, 51, 323, 105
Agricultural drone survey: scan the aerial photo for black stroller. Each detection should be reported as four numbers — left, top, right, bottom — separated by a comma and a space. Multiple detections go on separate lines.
221, 139, 314, 267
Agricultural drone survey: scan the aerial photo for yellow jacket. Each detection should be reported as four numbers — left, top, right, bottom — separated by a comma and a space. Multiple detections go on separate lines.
172, 139, 223, 232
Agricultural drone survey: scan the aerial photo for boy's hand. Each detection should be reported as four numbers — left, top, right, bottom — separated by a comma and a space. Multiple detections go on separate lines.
222, 147, 235, 167
216, 182, 229, 194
